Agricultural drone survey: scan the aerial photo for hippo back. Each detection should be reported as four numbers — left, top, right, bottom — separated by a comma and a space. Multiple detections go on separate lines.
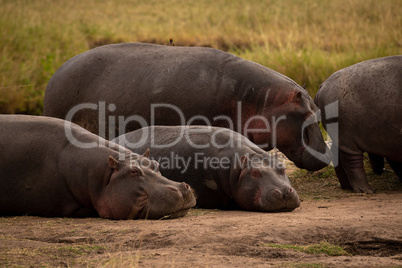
315, 55, 402, 159
44, 43, 330, 171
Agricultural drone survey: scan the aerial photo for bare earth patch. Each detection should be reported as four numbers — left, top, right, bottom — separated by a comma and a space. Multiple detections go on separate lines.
1, 157, 402, 267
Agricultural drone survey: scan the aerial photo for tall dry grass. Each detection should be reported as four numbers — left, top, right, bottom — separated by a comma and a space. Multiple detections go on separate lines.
0, 0, 401, 114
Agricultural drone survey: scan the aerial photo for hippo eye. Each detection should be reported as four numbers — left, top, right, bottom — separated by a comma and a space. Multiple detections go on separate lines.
130, 166, 144, 177
130, 169, 139, 176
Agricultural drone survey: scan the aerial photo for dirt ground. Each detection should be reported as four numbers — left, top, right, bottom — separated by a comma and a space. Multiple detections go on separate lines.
1, 159, 402, 267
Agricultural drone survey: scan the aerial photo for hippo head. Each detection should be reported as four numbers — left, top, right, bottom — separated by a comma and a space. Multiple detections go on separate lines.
246, 88, 331, 171
274, 90, 332, 171
230, 155, 300, 212
93, 150, 196, 220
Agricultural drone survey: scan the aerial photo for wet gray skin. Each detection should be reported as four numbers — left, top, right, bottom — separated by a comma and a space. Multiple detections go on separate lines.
315, 56, 402, 193
0, 115, 196, 219
44, 42, 330, 171
113, 126, 300, 212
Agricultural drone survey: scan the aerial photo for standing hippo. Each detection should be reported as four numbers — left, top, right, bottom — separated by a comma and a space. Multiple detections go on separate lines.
112, 126, 300, 212
43, 42, 330, 171
315, 56, 402, 193
0, 115, 196, 219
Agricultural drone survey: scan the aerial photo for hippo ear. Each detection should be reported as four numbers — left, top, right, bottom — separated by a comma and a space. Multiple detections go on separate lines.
108, 156, 119, 170
293, 91, 302, 104
241, 155, 249, 169
143, 149, 150, 158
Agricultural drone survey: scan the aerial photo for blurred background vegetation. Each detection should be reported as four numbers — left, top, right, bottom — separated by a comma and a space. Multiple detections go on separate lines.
0, 0, 401, 115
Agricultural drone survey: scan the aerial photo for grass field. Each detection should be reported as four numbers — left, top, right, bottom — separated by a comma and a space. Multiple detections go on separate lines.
0, 0, 401, 114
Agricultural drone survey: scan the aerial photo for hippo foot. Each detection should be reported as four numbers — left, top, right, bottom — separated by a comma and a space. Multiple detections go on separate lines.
338, 183, 375, 194
338, 151, 375, 194
350, 183, 375, 194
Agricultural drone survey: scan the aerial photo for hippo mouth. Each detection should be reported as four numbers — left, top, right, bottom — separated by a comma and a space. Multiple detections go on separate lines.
138, 207, 192, 220
165, 185, 197, 219
252, 188, 300, 212
131, 195, 149, 219
296, 126, 332, 171
159, 194, 197, 220
163, 207, 192, 220
133, 187, 196, 220
135, 204, 148, 219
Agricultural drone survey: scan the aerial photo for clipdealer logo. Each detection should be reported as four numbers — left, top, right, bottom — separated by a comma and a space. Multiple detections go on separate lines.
63, 101, 338, 166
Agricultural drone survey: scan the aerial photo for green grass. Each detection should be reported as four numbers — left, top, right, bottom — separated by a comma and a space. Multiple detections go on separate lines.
0, 0, 401, 114
263, 241, 350, 256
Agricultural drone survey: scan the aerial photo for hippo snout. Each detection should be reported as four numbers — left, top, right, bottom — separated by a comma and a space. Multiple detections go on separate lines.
182, 183, 197, 203
284, 187, 300, 211
181, 182, 191, 191
168, 182, 192, 194
167, 186, 179, 192
167, 182, 194, 199
167, 182, 190, 191
163, 182, 196, 219
270, 187, 300, 211
177, 182, 197, 204
272, 187, 293, 198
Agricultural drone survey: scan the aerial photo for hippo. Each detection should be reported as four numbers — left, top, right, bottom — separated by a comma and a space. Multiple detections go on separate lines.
315, 56, 402, 193
43, 42, 331, 171
112, 126, 301, 212
0, 115, 196, 219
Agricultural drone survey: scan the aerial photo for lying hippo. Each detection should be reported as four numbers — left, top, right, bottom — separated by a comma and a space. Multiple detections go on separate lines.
112, 126, 300, 212
43, 42, 330, 171
315, 56, 402, 193
0, 115, 196, 219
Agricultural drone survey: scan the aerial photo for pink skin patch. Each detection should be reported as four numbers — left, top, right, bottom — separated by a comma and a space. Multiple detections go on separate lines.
254, 189, 262, 206
250, 168, 262, 178
167, 186, 178, 192
271, 90, 299, 107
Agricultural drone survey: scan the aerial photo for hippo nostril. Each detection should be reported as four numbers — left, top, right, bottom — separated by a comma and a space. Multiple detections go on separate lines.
180, 182, 190, 191
182, 182, 190, 190
289, 188, 293, 193
167, 186, 179, 192
273, 189, 282, 198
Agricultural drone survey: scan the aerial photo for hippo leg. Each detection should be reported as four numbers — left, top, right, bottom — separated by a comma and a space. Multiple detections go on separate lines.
368, 153, 384, 175
334, 162, 352, 190
331, 143, 352, 189
387, 159, 402, 179
339, 151, 374, 193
